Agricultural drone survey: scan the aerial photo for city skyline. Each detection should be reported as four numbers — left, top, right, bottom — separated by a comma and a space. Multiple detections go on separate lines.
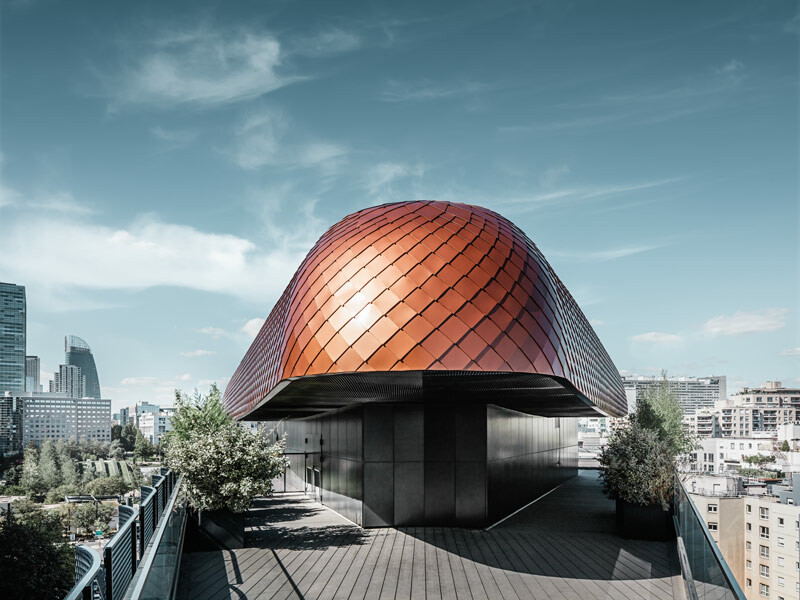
0, 1, 797, 410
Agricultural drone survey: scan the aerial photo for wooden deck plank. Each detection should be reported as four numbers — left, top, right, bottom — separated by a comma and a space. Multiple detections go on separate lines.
378, 526, 407, 600
394, 528, 415, 600
440, 528, 474, 600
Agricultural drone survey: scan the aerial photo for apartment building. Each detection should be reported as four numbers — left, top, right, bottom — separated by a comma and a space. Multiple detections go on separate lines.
689, 437, 777, 475
622, 375, 726, 414
689, 474, 800, 600
138, 411, 172, 446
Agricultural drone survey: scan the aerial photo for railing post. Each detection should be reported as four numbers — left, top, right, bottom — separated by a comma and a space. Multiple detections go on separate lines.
104, 545, 113, 600
131, 518, 138, 576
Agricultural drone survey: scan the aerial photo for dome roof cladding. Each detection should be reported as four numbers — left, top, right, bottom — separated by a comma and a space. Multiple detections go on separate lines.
224, 200, 626, 419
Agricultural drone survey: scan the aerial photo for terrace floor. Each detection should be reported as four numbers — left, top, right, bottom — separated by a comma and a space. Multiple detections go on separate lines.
176, 470, 685, 600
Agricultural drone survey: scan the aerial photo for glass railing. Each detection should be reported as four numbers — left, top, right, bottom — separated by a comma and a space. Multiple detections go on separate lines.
674, 473, 746, 600
123, 476, 186, 600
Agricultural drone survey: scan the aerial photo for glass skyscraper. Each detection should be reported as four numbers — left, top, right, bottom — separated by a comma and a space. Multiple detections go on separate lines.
0, 282, 26, 393
65, 335, 101, 398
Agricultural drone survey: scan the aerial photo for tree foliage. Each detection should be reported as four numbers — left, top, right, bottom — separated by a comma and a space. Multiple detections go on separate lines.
120, 424, 138, 452
21, 445, 45, 498
742, 454, 773, 468
630, 371, 697, 456
111, 424, 122, 441
599, 424, 675, 510
71, 502, 114, 534
167, 422, 286, 512
165, 383, 232, 446
780, 440, 791, 452
133, 430, 155, 462
0, 507, 74, 600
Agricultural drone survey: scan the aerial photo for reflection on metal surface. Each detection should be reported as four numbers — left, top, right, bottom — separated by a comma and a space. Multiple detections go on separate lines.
224, 201, 626, 419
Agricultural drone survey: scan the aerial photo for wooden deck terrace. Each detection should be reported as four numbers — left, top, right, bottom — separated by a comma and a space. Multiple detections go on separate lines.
176, 469, 685, 600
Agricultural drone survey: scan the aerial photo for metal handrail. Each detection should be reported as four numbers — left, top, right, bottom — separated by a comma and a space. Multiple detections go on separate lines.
674, 472, 746, 599
104, 504, 138, 600
64, 544, 103, 600
124, 476, 184, 600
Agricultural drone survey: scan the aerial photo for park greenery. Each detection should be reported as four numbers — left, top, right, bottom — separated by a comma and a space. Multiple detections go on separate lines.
600, 372, 698, 510
165, 384, 287, 513
1, 439, 142, 502
0, 500, 74, 600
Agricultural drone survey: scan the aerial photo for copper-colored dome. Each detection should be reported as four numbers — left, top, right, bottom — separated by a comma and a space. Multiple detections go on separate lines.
224, 201, 626, 419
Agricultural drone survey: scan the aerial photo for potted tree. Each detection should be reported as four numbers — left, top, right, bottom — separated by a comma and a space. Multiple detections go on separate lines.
164, 384, 287, 550
599, 424, 675, 540
600, 372, 697, 540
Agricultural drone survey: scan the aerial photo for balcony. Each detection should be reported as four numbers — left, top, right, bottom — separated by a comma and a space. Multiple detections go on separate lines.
67, 469, 745, 599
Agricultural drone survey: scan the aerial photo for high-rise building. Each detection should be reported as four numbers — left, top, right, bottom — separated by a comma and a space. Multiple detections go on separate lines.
50, 364, 86, 398
65, 335, 101, 398
622, 375, 726, 415
25, 356, 40, 392
17, 391, 111, 445
0, 393, 23, 455
0, 282, 26, 393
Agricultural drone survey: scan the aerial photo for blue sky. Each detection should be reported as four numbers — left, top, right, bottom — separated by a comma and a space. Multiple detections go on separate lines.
1, 1, 797, 410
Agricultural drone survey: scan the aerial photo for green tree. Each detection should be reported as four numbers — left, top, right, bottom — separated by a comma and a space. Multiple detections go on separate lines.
55, 441, 78, 487
109, 440, 125, 461
71, 502, 114, 534
21, 445, 46, 498
167, 383, 231, 444
0, 508, 74, 600
134, 431, 155, 462
86, 476, 129, 496
631, 371, 697, 456
120, 424, 138, 452
780, 440, 791, 452
111, 423, 122, 441
167, 421, 286, 513
38, 440, 62, 491
599, 424, 675, 509
743, 454, 773, 469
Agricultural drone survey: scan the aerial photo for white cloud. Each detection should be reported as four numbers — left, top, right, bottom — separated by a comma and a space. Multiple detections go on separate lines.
241, 318, 265, 340
26, 191, 94, 214
293, 29, 360, 56
232, 111, 347, 173
364, 162, 426, 201
197, 327, 228, 338
151, 126, 198, 148
779, 347, 800, 356
702, 308, 787, 336
114, 29, 301, 107
180, 349, 216, 357
0, 215, 312, 304
500, 178, 683, 213
631, 332, 682, 344
548, 244, 662, 261
121, 373, 191, 386
380, 80, 487, 102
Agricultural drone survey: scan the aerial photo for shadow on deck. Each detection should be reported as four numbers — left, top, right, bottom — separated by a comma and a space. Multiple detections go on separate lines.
177, 470, 684, 599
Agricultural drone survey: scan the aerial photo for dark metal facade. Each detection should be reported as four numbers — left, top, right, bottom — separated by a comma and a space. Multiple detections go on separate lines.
224, 200, 626, 419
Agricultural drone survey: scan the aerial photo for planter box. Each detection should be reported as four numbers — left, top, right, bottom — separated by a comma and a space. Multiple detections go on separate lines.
616, 500, 674, 541
186, 508, 245, 551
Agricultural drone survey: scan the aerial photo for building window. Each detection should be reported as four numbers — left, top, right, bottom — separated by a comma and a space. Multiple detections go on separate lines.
747, 578, 752, 587
760, 564, 769, 577
747, 504, 752, 514
760, 507, 769, 520
747, 560, 753, 569
777, 577, 784, 587
708, 504, 718, 513
747, 541, 752, 549
760, 545, 769, 558
777, 557, 784, 567
777, 517, 784, 527
760, 526, 769, 539
708, 522, 718, 531
759, 583, 769, 597
747, 523, 753, 532
777, 537, 784, 547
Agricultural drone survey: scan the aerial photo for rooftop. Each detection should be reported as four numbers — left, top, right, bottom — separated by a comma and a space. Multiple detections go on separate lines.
177, 470, 684, 600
